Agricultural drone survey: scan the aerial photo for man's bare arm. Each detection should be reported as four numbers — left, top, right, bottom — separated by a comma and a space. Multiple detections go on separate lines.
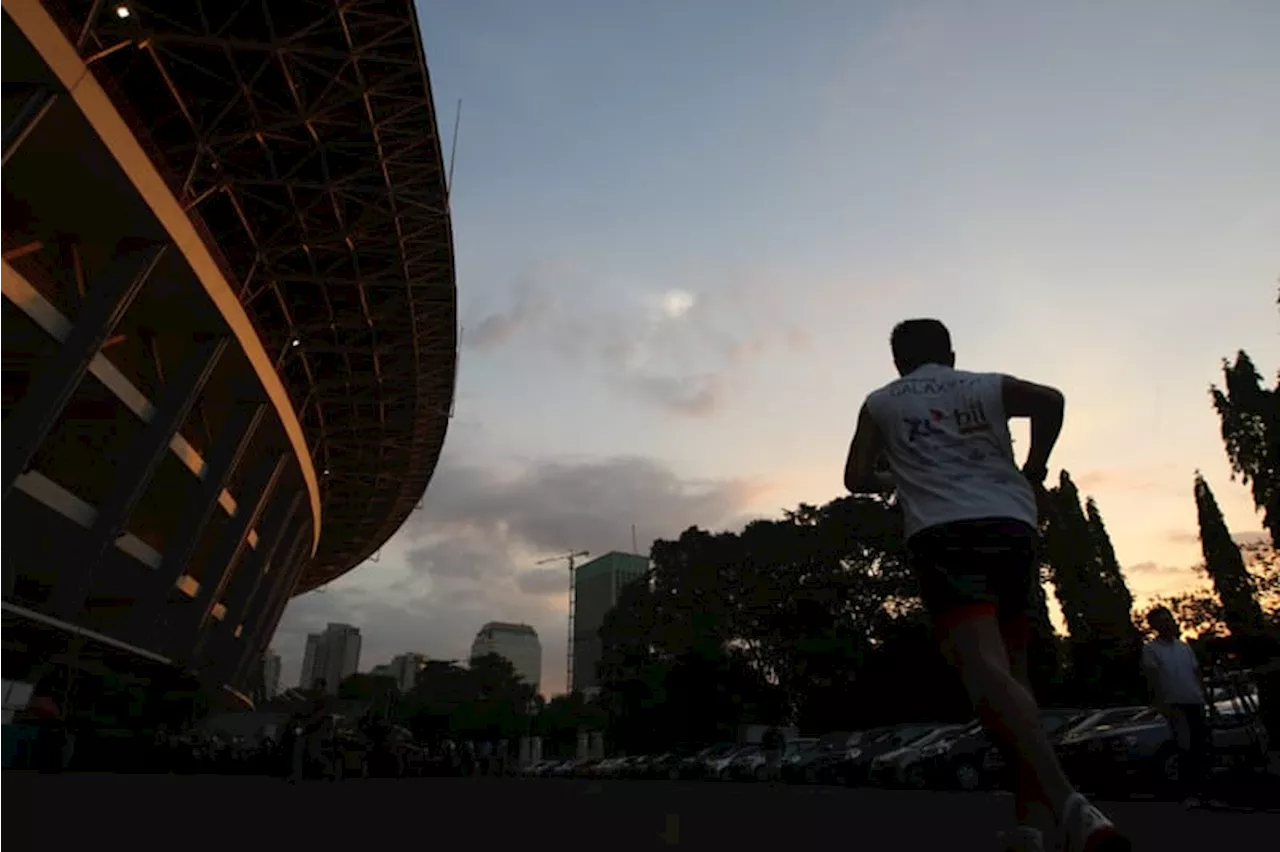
1002, 376, 1065, 481
844, 403, 892, 495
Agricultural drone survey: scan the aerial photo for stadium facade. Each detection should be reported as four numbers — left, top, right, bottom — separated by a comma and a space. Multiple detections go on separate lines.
1, 0, 455, 710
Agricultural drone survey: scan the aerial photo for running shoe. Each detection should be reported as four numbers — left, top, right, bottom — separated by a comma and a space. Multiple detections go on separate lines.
1059, 792, 1132, 852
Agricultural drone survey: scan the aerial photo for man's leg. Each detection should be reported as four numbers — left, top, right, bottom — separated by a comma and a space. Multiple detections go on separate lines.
999, 613, 1056, 839
938, 607, 1076, 824
1187, 703, 1211, 797
290, 735, 305, 782
1172, 703, 1210, 802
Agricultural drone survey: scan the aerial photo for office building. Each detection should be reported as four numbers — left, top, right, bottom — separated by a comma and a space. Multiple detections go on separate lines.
300, 623, 362, 694
372, 652, 427, 692
571, 552, 649, 691
262, 649, 282, 699
1, 0, 456, 713
471, 623, 542, 692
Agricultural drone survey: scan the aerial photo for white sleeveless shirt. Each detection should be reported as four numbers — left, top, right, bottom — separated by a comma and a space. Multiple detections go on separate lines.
864, 364, 1037, 539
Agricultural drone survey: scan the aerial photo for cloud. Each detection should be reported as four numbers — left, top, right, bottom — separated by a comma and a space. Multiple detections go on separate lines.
1074, 465, 1181, 495
1127, 561, 1186, 577
658, 288, 696, 320
467, 262, 809, 417
274, 452, 766, 695
517, 567, 569, 596
465, 284, 552, 351
629, 373, 724, 417
1164, 529, 1268, 547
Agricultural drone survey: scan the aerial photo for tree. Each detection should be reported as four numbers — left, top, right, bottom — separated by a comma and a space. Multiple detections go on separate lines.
596, 494, 977, 742
1043, 473, 1142, 702
1043, 472, 1098, 646
1211, 350, 1279, 547
1194, 473, 1265, 637
393, 657, 533, 745
338, 673, 398, 705
1086, 498, 1136, 620
1138, 548, 1274, 632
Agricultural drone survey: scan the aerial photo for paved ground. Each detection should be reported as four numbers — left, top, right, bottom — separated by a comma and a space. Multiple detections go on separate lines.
5, 775, 1277, 850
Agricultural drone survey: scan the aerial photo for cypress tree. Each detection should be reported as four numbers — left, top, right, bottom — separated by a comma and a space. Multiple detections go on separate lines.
1210, 349, 1278, 547
1195, 473, 1265, 636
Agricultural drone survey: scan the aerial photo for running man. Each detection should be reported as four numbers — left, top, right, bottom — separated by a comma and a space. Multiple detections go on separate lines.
843, 319, 1129, 852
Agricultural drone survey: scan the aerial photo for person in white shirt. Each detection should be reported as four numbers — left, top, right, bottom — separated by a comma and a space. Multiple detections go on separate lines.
844, 319, 1128, 852
1141, 606, 1209, 805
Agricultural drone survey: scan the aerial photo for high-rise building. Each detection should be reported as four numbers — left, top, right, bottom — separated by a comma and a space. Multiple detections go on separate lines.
470, 623, 542, 692
571, 552, 649, 692
300, 623, 362, 694
262, 649, 282, 699
372, 652, 427, 692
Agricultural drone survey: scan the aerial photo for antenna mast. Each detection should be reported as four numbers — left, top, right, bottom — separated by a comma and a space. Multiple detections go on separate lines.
537, 549, 589, 692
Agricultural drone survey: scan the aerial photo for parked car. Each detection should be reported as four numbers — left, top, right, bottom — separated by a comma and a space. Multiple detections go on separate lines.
826, 724, 938, 786
726, 738, 814, 781
638, 752, 684, 780
676, 743, 735, 780
724, 744, 764, 781
982, 707, 1093, 782
869, 724, 965, 788
915, 721, 996, 791
707, 745, 756, 780
1060, 684, 1269, 797
781, 731, 859, 784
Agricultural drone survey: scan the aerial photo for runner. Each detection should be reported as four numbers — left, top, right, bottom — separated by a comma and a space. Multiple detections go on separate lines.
843, 319, 1130, 852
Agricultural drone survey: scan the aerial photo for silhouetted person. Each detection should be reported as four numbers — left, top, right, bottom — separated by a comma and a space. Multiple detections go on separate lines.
24, 693, 68, 772
762, 727, 784, 782
844, 319, 1128, 852
290, 682, 330, 783
1142, 606, 1211, 806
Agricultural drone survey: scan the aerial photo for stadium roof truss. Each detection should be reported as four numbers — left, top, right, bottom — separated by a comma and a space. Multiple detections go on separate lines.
49, 0, 458, 592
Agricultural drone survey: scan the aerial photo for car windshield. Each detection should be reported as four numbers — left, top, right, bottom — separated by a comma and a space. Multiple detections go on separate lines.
906, 727, 952, 748
787, 738, 817, 755
890, 726, 934, 745
1043, 712, 1085, 735
1066, 707, 1145, 736
818, 731, 853, 748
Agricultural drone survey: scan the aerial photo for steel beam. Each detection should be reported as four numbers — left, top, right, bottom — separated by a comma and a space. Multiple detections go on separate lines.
176, 451, 288, 648
191, 494, 302, 683
126, 399, 266, 641
48, 336, 228, 619
2, 245, 167, 501
3, 86, 59, 166
218, 490, 304, 635
232, 523, 310, 683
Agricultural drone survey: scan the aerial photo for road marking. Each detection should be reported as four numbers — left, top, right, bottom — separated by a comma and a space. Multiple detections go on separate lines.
659, 813, 680, 846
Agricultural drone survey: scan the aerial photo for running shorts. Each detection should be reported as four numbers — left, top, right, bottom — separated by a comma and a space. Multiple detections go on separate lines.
906, 517, 1038, 629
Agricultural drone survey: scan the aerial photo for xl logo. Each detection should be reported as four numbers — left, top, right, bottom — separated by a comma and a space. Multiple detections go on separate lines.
904, 401, 991, 441
954, 399, 991, 435
904, 408, 947, 441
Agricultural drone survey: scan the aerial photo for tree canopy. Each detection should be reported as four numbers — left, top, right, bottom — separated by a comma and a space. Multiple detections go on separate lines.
595, 482, 1141, 746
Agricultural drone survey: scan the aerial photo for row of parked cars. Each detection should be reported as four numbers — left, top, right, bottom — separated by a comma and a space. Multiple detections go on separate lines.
523, 682, 1270, 798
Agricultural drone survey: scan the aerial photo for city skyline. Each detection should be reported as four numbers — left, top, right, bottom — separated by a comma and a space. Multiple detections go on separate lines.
277, 0, 1280, 694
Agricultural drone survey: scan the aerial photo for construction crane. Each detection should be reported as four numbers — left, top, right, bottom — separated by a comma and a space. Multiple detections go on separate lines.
537, 550, 589, 693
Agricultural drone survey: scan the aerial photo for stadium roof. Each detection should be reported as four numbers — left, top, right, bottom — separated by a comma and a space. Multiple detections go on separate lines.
47, 0, 458, 593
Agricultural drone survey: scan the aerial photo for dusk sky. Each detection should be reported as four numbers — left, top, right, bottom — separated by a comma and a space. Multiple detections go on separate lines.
277, 0, 1280, 694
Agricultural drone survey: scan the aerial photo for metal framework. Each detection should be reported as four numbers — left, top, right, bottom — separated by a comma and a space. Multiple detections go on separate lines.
51, 0, 458, 593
